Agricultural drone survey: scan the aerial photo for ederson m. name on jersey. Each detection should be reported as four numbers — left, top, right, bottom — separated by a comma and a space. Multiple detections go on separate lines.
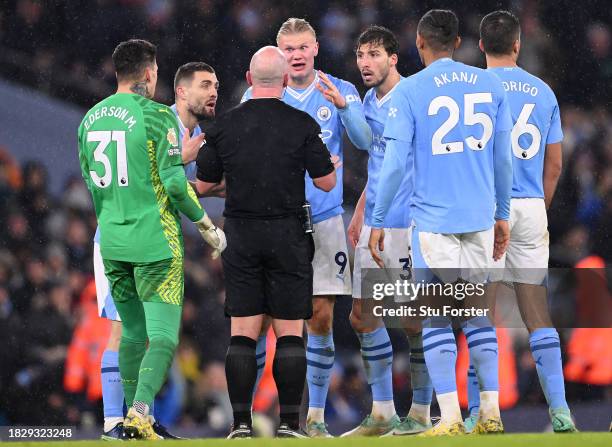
242, 71, 366, 223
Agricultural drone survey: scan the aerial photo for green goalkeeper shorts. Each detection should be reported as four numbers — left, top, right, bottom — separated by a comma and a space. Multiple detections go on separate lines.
103, 256, 184, 306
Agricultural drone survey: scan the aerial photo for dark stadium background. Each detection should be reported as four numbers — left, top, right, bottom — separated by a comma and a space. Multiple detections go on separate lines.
0, 0, 610, 437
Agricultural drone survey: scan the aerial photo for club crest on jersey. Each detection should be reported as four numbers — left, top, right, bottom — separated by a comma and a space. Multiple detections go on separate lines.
166, 128, 178, 147
317, 106, 332, 122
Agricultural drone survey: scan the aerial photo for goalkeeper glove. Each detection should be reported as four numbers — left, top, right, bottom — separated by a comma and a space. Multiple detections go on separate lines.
195, 214, 227, 259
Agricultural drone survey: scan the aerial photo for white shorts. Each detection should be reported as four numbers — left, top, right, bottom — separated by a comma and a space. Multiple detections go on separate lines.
413, 227, 494, 284
490, 198, 549, 285
94, 241, 121, 321
353, 225, 412, 299
312, 214, 352, 296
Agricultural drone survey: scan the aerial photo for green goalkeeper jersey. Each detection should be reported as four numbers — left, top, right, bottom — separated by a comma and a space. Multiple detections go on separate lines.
78, 93, 204, 262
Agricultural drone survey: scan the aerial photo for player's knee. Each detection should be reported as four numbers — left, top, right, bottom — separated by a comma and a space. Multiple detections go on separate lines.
309, 302, 333, 334
149, 335, 178, 354
121, 322, 147, 345
107, 321, 123, 350
349, 304, 368, 333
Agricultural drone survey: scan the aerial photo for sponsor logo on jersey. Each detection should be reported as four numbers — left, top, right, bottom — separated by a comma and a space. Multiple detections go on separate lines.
167, 128, 178, 147
317, 106, 332, 122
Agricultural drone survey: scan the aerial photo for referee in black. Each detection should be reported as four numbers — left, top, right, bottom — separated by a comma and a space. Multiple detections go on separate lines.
195, 46, 336, 439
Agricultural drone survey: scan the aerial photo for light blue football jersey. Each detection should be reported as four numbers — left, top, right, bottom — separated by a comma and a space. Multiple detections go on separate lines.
363, 83, 412, 228
375, 58, 513, 233
242, 71, 364, 223
488, 67, 563, 199
170, 104, 203, 181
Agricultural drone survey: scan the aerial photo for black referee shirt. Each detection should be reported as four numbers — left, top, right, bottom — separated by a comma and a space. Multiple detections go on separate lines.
196, 98, 334, 219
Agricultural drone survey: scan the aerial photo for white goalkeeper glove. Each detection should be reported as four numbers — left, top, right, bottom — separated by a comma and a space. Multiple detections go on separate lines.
195, 214, 227, 259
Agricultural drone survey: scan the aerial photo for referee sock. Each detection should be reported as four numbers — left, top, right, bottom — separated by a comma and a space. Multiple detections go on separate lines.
356, 327, 395, 419
253, 334, 267, 398
101, 350, 124, 431
407, 333, 433, 424
226, 336, 257, 427
306, 333, 335, 422
273, 336, 306, 429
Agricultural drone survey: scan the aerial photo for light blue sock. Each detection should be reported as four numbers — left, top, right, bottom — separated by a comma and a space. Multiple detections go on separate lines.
407, 333, 433, 405
101, 350, 124, 418
530, 328, 568, 410
462, 316, 499, 393
357, 327, 394, 402
467, 364, 480, 417
422, 317, 457, 394
306, 333, 334, 408
252, 335, 267, 397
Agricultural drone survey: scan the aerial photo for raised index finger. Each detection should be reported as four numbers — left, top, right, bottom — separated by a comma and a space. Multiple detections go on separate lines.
318, 71, 334, 89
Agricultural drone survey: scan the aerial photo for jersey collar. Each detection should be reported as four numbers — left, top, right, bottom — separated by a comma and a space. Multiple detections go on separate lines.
170, 103, 200, 137
374, 77, 403, 108
285, 71, 319, 102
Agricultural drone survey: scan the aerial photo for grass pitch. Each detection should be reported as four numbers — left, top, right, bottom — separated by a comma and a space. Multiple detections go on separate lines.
4, 433, 611, 447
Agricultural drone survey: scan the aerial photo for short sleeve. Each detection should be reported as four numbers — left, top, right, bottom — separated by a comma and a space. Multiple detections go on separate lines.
546, 98, 563, 144
196, 125, 223, 183
382, 81, 415, 143
304, 119, 334, 179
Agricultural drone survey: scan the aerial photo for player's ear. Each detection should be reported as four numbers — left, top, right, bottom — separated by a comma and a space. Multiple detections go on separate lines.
313, 40, 319, 57
478, 39, 485, 53
513, 38, 521, 57
282, 72, 289, 88
454, 35, 462, 50
390, 53, 398, 67
246, 70, 253, 87
415, 34, 424, 50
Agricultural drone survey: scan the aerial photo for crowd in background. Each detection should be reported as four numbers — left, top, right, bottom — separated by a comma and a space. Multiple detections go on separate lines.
0, 0, 611, 432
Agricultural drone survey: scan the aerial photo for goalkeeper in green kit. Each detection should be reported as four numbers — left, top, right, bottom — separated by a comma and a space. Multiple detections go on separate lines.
77, 39, 226, 440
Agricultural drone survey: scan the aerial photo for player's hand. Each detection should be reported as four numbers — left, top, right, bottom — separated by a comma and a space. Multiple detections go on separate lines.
181, 131, 206, 164
347, 209, 364, 248
493, 219, 510, 261
316, 70, 346, 109
368, 228, 385, 268
330, 154, 343, 170
196, 214, 227, 259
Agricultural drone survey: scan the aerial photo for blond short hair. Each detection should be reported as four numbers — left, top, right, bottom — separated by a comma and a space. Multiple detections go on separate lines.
276, 18, 317, 43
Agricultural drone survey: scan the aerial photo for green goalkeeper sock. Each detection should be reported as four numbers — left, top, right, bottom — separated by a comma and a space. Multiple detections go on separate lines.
114, 295, 147, 408
132, 302, 182, 407
119, 339, 146, 408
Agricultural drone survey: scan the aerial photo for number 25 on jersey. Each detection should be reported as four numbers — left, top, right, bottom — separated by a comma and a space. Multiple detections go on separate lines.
428, 93, 493, 155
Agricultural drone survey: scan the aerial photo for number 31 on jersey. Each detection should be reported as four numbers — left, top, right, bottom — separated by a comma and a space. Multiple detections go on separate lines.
87, 130, 129, 188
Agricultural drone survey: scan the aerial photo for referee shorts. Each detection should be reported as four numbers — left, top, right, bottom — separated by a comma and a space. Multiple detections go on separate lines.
222, 216, 314, 320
